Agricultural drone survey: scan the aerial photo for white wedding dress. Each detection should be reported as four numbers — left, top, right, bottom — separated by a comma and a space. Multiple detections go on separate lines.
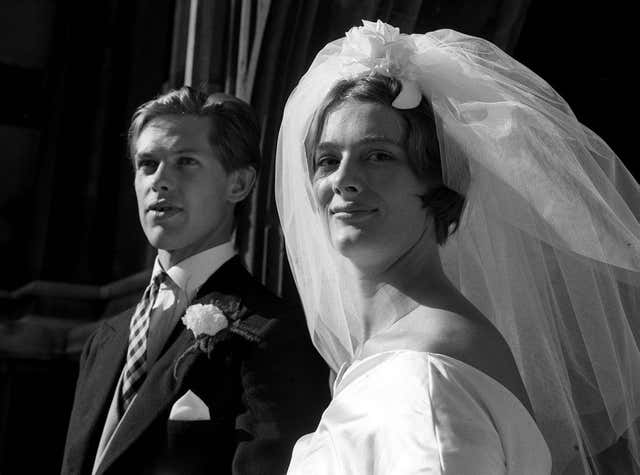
287, 350, 551, 474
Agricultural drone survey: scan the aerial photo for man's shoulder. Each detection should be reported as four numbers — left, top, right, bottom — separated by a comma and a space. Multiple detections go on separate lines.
78, 307, 131, 355
241, 278, 302, 325
100, 306, 135, 334
202, 256, 306, 334
236, 277, 307, 346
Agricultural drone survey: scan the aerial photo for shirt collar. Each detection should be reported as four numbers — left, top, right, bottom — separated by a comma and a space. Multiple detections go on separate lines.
151, 240, 237, 300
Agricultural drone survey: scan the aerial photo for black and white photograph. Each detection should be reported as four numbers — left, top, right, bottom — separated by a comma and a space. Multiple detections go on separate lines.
0, 1, 638, 474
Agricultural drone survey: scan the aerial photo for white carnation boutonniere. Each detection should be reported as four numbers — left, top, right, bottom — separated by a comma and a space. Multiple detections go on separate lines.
340, 19, 422, 109
173, 293, 260, 379
183, 303, 228, 345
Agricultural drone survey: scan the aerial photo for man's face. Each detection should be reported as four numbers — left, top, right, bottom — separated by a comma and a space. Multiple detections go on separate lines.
134, 114, 236, 265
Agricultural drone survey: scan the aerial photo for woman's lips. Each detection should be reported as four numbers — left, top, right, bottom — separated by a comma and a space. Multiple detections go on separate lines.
331, 208, 377, 223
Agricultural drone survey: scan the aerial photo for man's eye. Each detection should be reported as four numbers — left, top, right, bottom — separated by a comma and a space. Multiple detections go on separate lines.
137, 159, 158, 171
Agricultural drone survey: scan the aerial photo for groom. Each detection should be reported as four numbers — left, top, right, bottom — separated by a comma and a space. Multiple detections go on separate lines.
61, 87, 328, 474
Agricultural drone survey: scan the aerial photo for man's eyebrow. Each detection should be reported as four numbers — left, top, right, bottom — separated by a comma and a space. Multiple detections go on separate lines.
133, 151, 155, 160
171, 148, 204, 154
134, 148, 203, 158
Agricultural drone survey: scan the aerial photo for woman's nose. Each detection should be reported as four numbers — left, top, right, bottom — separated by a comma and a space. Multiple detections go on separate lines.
331, 157, 362, 196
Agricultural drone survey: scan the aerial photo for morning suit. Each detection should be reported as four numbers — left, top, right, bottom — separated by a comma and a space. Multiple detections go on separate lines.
61, 254, 329, 474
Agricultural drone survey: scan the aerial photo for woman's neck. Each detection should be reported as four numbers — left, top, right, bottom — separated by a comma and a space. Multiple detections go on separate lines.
355, 231, 449, 297
348, 230, 453, 342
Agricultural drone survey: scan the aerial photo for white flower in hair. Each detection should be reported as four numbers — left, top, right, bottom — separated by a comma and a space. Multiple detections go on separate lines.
182, 303, 228, 338
341, 19, 422, 109
342, 20, 414, 76
344, 20, 400, 59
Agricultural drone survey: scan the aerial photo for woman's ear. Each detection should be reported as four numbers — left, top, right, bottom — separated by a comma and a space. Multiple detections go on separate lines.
226, 166, 257, 203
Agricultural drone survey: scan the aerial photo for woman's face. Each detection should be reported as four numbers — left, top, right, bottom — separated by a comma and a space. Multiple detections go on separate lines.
312, 101, 432, 270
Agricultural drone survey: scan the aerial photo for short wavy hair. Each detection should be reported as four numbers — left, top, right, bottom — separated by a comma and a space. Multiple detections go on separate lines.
306, 73, 465, 245
128, 86, 260, 174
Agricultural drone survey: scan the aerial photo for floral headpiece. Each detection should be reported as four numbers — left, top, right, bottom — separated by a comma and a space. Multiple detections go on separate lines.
340, 20, 422, 109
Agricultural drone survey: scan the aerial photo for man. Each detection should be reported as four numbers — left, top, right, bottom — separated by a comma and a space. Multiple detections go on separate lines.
61, 87, 329, 474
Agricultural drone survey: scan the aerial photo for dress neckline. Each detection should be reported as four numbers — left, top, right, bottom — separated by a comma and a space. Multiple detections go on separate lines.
334, 349, 538, 425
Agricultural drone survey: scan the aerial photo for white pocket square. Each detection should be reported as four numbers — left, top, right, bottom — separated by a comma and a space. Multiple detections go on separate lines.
169, 390, 211, 421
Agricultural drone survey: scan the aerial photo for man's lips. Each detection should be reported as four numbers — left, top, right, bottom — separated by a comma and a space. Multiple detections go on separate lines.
147, 202, 182, 212
146, 202, 183, 219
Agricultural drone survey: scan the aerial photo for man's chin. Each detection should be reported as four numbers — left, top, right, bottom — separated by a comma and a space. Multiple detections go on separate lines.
143, 230, 230, 266
144, 229, 183, 252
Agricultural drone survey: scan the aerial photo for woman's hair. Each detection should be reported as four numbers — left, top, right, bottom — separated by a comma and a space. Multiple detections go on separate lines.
305, 73, 465, 245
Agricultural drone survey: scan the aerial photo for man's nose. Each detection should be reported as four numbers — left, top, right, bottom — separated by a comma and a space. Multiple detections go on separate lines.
331, 156, 362, 196
150, 162, 174, 191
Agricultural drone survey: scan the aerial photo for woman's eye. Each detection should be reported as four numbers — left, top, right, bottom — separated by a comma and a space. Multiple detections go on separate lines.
315, 155, 339, 170
368, 151, 394, 162
177, 156, 198, 166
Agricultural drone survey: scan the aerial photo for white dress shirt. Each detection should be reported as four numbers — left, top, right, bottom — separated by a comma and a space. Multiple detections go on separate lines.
146, 241, 237, 361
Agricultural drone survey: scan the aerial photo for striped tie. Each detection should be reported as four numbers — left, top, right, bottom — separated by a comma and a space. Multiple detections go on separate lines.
120, 272, 166, 414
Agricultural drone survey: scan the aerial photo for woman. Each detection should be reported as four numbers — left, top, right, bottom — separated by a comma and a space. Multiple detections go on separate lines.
276, 21, 640, 474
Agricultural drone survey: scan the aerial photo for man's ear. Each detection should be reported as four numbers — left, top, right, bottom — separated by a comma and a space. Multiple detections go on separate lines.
226, 167, 256, 203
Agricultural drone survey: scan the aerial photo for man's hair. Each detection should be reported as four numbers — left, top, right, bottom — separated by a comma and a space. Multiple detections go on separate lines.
305, 73, 465, 245
128, 86, 261, 174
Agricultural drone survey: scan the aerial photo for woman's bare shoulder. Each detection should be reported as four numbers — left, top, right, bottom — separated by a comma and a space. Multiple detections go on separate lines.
416, 306, 534, 415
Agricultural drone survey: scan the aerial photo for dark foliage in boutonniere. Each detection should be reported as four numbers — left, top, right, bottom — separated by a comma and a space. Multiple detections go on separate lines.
173, 292, 262, 379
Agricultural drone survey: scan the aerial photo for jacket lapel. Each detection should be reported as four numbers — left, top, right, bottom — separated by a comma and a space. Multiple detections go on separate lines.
96, 317, 194, 474
65, 311, 131, 473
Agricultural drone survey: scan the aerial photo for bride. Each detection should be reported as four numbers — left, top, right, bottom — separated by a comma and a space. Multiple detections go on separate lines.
276, 21, 640, 474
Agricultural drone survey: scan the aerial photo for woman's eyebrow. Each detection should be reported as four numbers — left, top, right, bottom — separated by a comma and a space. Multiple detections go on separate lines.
316, 135, 403, 151
357, 135, 403, 147
315, 141, 339, 153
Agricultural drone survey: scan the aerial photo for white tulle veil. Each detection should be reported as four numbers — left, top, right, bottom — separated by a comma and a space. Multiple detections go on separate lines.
275, 20, 640, 474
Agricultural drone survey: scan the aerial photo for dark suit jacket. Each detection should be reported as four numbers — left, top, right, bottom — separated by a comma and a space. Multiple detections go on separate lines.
61, 256, 329, 475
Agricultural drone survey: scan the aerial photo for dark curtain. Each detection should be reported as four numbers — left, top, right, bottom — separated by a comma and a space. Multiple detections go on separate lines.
0, 2, 175, 473
2, 0, 174, 292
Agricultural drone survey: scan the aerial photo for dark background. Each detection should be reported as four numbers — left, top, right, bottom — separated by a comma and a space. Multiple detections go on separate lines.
0, 0, 635, 291
0, 0, 636, 473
